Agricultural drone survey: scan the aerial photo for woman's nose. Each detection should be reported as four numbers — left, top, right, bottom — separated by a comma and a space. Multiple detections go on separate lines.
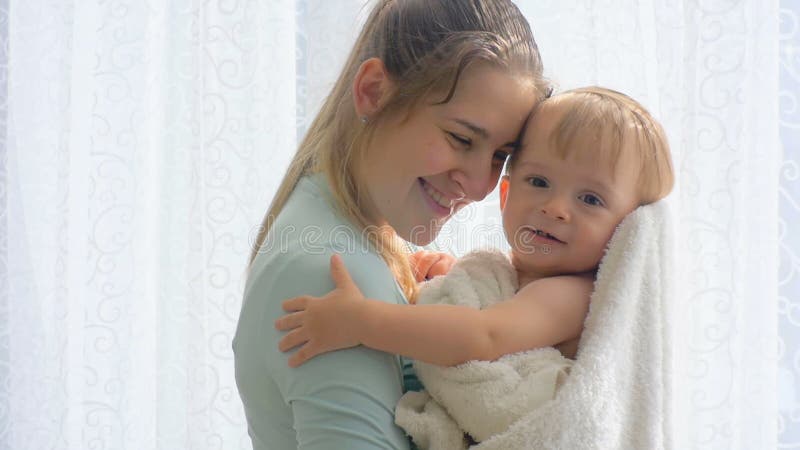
449, 151, 497, 202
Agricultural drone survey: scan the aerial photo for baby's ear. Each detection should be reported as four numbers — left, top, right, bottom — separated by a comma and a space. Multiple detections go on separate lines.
499, 176, 510, 211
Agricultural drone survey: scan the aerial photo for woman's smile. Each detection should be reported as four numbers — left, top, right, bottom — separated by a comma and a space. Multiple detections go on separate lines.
418, 178, 460, 218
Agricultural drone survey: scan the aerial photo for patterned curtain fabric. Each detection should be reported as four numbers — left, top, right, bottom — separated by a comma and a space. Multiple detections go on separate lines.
0, 1, 789, 449
780, 0, 800, 447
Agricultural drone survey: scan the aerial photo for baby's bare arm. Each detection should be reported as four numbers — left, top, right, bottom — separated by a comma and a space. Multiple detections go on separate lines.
276, 255, 593, 367
358, 274, 594, 365
477, 274, 593, 361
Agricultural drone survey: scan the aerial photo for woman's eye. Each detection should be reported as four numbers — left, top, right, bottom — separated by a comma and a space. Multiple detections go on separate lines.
447, 132, 471, 148
492, 150, 510, 164
579, 193, 604, 207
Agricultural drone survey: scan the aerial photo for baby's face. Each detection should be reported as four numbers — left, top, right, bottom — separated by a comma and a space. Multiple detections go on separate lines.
501, 110, 641, 278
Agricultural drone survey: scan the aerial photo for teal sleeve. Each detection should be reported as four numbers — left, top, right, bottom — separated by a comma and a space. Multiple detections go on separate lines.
249, 249, 411, 450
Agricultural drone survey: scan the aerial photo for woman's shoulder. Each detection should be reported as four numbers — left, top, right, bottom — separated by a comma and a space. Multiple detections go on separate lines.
250, 244, 384, 284
244, 175, 407, 304
248, 245, 402, 302
257, 175, 375, 257
269, 174, 341, 230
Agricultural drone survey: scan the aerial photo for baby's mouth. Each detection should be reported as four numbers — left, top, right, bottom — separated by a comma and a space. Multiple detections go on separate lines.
531, 228, 565, 244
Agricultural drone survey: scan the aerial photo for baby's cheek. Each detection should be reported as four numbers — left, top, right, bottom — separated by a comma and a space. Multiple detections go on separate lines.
600, 230, 617, 252
587, 228, 616, 261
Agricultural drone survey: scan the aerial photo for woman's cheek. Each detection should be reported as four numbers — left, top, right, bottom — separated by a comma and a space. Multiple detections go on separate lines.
420, 138, 456, 174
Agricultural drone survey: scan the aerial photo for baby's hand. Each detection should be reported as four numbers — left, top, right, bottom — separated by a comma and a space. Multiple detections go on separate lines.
274, 254, 366, 367
410, 251, 456, 283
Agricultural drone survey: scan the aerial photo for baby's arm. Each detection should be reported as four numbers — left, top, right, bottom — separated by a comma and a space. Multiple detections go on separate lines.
275, 254, 592, 367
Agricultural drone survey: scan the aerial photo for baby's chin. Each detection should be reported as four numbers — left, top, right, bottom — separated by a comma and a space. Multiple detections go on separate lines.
509, 250, 601, 278
509, 251, 559, 275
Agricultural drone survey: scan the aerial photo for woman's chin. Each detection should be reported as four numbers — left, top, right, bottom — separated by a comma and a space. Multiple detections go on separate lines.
399, 224, 442, 247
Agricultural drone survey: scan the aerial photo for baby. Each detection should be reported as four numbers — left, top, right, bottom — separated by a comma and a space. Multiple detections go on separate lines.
273, 86, 674, 368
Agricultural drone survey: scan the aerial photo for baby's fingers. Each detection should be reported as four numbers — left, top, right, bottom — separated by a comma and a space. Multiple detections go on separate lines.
428, 255, 455, 278
278, 328, 308, 353
282, 295, 311, 312
274, 311, 303, 331
288, 343, 318, 368
410, 251, 436, 282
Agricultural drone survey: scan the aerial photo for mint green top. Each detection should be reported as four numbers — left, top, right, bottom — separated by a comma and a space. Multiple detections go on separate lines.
233, 175, 419, 450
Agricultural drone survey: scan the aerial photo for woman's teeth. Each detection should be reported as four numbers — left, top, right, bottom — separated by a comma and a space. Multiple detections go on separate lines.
422, 181, 452, 209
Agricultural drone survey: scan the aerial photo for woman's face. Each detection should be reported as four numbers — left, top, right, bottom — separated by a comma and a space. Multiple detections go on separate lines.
360, 65, 538, 245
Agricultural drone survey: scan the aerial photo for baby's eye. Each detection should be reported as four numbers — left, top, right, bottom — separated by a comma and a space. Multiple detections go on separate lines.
527, 176, 548, 188
579, 193, 604, 207
447, 132, 471, 148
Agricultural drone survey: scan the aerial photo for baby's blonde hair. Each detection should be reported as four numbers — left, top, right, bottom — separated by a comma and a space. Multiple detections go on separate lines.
510, 86, 674, 205
249, 0, 549, 300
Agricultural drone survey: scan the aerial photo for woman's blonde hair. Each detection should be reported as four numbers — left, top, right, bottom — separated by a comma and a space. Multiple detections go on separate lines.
250, 0, 547, 300
510, 86, 674, 205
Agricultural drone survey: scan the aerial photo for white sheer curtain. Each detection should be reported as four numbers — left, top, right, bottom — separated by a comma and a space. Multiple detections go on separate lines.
0, 1, 784, 449
2, 1, 300, 448
779, 0, 800, 446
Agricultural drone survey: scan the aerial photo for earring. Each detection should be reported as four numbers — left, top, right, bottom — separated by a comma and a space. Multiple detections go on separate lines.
360, 116, 368, 124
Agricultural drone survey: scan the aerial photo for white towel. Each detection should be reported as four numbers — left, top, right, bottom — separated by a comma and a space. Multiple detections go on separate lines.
395, 201, 675, 450
395, 249, 573, 449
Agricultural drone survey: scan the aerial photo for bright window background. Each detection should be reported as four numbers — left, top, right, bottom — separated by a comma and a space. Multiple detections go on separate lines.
0, 1, 791, 448
779, 0, 800, 446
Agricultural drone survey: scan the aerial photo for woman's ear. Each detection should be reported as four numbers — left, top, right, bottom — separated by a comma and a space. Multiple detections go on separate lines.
353, 58, 394, 118
499, 176, 510, 211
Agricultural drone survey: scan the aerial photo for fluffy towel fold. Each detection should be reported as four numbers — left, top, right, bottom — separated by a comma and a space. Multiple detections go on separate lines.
395, 201, 675, 450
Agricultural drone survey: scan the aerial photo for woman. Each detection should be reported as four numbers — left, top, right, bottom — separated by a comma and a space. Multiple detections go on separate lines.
233, 1, 548, 448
